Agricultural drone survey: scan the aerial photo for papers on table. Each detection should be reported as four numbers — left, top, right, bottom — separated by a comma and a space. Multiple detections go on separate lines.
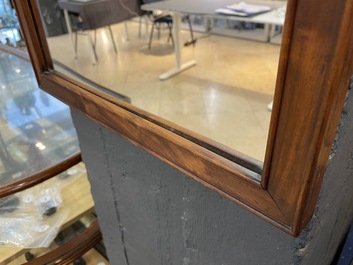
215, 2, 271, 17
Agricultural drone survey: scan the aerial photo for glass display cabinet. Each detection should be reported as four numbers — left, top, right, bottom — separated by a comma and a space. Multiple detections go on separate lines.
0, 47, 111, 264
0, 0, 21, 46
0, 49, 80, 188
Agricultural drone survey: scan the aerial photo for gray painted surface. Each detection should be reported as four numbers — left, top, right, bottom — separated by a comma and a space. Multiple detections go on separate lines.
297, 86, 353, 265
71, 87, 353, 265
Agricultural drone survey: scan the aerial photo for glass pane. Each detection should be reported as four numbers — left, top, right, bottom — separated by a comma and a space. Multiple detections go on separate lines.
0, 49, 80, 188
34, 0, 286, 162
0, 0, 21, 47
0, 163, 108, 264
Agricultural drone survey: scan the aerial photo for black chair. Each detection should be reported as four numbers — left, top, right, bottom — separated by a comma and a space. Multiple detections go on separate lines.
143, 0, 196, 49
69, 12, 117, 61
148, 13, 174, 49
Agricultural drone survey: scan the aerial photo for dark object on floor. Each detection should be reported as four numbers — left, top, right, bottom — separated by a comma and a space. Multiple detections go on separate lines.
44, 206, 57, 216
74, 257, 86, 265
25, 251, 35, 261
184, 38, 197, 47
39, 195, 58, 217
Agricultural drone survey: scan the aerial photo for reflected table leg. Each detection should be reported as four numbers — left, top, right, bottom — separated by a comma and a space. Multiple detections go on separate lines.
124, 22, 129, 41
87, 30, 98, 64
159, 13, 197, 80
63, 9, 77, 59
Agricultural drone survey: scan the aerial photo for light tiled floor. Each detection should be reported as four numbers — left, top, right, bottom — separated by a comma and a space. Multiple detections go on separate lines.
46, 20, 280, 161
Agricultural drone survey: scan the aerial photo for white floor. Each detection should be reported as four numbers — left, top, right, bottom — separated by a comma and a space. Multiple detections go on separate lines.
47, 20, 280, 161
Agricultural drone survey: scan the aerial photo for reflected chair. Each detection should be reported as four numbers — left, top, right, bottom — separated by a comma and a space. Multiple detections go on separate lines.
69, 12, 117, 61
148, 13, 174, 49
143, 0, 196, 49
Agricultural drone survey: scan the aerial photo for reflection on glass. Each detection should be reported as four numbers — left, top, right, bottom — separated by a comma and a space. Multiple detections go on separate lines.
0, 49, 80, 188
0, 0, 22, 47
37, 0, 286, 161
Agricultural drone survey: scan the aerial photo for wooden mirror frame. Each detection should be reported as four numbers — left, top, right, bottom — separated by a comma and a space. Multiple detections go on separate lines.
12, 0, 353, 236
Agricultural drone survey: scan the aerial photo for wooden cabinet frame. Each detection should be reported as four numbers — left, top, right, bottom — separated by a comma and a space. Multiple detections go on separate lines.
12, 0, 353, 236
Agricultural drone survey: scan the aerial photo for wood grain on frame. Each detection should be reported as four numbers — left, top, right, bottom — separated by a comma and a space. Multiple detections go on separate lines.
12, 0, 353, 236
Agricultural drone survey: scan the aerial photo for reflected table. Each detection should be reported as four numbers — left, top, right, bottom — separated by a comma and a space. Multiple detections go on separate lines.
142, 0, 285, 80
57, 0, 143, 63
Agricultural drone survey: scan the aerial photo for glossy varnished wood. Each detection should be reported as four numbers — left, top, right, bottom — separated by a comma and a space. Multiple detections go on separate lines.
40, 73, 288, 227
265, 0, 353, 235
24, 221, 102, 265
12, 0, 353, 236
0, 43, 30, 60
12, 0, 52, 83
0, 153, 81, 198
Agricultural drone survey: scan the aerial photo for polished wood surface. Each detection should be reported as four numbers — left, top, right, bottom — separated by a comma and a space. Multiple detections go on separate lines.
0, 153, 81, 199
79, 248, 109, 265
12, 0, 353, 236
24, 221, 102, 265
265, 0, 353, 233
0, 166, 95, 265
9, 246, 108, 265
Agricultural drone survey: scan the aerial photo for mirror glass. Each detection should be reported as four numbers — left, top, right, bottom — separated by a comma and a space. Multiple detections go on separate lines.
3, 0, 287, 162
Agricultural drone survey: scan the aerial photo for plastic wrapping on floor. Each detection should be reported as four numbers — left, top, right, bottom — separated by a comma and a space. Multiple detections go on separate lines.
0, 211, 68, 248
0, 163, 86, 248
0, 184, 67, 248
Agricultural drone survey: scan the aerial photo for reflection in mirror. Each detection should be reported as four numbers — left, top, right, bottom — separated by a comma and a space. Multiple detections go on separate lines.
7, 0, 287, 162
0, 0, 22, 47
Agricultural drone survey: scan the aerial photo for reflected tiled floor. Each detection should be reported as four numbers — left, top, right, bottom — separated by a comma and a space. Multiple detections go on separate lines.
47, 20, 280, 161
